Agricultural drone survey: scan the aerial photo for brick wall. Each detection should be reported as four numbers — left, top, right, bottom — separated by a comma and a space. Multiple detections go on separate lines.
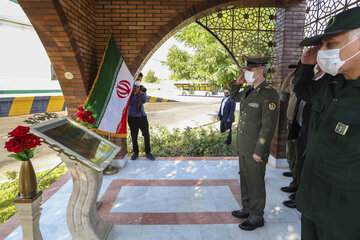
19, 0, 90, 117
271, 2, 306, 159
95, 0, 235, 76
59, 0, 97, 85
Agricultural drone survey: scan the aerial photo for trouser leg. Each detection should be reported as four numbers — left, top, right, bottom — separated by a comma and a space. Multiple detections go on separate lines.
139, 117, 151, 154
220, 119, 225, 132
245, 156, 266, 223
128, 117, 140, 153
287, 139, 298, 189
297, 133, 307, 185
225, 121, 232, 145
239, 155, 250, 213
301, 215, 340, 240
301, 215, 318, 240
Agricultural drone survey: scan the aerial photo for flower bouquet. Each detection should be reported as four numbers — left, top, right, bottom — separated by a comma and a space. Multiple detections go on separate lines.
75, 106, 95, 127
4, 126, 41, 198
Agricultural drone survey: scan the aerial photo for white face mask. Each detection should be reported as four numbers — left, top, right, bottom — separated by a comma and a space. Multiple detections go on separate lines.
244, 70, 255, 84
134, 81, 141, 86
317, 36, 360, 76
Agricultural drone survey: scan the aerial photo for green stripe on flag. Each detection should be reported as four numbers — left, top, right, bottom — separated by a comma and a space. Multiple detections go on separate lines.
84, 36, 123, 128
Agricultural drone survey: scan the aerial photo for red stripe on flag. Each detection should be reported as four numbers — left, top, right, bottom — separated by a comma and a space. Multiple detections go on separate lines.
116, 86, 133, 135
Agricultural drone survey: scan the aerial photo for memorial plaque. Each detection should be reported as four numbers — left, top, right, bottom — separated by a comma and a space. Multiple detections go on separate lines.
30, 117, 120, 172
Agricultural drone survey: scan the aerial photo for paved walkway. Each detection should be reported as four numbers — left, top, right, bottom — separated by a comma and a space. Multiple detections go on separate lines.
2, 157, 301, 240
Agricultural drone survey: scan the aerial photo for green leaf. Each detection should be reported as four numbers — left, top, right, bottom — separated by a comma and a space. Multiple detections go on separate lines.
25, 148, 36, 159
17, 151, 27, 160
8, 154, 24, 161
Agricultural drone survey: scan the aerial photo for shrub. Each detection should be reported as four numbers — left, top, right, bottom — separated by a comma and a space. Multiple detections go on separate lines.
127, 123, 237, 157
4, 171, 17, 181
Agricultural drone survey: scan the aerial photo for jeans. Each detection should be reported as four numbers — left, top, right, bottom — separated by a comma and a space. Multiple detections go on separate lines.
128, 116, 151, 154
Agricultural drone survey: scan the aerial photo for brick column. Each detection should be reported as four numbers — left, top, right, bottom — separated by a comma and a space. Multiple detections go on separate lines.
270, 2, 306, 167
18, 0, 97, 117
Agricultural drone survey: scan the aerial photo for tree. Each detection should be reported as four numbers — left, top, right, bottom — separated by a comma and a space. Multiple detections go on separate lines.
162, 7, 275, 88
162, 23, 240, 88
143, 70, 159, 83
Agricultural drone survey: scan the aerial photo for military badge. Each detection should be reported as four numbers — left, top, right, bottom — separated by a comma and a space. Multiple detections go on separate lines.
335, 122, 349, 135
326, 16, 336, 30
268, 102, 276, 111
249, 103, 259, 108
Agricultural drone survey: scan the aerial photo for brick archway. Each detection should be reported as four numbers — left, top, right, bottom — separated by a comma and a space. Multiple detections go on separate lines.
19, 0, 305, 161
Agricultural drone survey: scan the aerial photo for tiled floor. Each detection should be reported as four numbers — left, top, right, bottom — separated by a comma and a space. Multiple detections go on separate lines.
3, 157, 301, 240
111, 186, 239, 213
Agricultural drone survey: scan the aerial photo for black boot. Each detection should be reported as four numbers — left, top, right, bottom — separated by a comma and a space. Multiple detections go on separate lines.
239, 219, 264, 231
283, 199, 296, 208
231, 210, 249, 219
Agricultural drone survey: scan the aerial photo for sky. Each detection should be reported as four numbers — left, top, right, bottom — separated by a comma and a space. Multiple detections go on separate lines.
0, 0, 181, 90
142, 38, 176, 80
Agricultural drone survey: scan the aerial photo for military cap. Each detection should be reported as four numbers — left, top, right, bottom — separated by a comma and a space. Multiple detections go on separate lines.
300, 7, 360, 46
288, 64, 298, 69
242, 56, 270, 69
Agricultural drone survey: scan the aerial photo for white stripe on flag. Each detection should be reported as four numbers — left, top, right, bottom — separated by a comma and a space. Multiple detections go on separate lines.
97, 62, 134, 133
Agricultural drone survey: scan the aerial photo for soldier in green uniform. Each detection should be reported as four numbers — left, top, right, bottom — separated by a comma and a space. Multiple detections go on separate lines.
230, 56, 279, 231
294, 7, 360, 240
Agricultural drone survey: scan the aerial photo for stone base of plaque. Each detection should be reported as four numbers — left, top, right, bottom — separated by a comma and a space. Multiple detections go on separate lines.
61, 155, 113, 240
110, 154, 128, 169
14, 191, 43, 240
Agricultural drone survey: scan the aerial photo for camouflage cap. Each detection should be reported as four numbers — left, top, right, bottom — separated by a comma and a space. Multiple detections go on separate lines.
300, 7, 360, 46
242, 56, 270, 69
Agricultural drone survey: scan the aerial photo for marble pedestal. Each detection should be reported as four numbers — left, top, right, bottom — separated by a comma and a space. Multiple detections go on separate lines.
61, 155, 112, 240
14, 191, 43, 240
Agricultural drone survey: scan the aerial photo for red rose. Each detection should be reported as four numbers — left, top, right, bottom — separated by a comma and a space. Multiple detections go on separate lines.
5, 137, 24, 153
75, 111, 85, 118
77, 106, 84, 111
8, 126, 30, 137
80, 116, 88, 122
86, 111, 93, 116
23, 134, 41, 150
88, 116, 95, 124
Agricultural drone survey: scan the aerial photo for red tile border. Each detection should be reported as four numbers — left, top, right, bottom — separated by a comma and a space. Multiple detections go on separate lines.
134, 156, 238, 161
99, 179, 244, 225
0, 171, 71, 240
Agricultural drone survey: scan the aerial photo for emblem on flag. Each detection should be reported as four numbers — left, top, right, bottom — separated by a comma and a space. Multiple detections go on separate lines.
116, 80, 131, 98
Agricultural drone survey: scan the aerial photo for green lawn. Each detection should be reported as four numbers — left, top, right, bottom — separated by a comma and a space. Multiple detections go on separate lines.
0, 166, 68, 225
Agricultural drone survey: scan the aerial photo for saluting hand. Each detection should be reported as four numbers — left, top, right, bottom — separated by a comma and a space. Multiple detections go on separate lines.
236, 72, 246, 85
252, 154, 263, 163
301, 45, 321, 65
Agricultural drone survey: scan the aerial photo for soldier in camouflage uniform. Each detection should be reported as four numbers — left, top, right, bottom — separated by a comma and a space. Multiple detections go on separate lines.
230, 56, 279, 231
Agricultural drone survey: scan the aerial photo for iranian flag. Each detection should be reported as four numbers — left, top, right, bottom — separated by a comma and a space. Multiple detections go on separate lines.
83, 35, 134, 137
